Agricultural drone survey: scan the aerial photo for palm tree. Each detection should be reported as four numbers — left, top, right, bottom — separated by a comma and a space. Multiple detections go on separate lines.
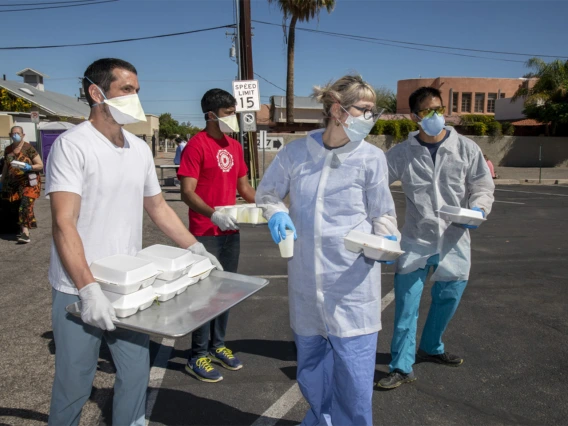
513, 58, 568, 134
268, 0, 335, 124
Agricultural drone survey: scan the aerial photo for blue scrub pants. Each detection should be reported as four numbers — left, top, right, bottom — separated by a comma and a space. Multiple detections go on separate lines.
294, 332, 377, 426
49, 289, 149, 426
389, 254, 467, 374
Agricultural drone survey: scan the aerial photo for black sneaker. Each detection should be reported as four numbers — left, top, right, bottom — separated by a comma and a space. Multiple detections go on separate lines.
17, 234, 30, 244
416, 349, 463, 367
376, 370, 416, 389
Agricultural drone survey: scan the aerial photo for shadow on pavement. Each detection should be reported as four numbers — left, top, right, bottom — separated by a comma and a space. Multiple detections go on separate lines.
225, 339, 297, 362
0, 407, 49, 424
147, 387, 298, 426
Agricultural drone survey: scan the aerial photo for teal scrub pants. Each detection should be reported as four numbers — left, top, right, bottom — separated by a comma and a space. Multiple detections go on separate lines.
389, 254, 467, 374
48, 289, 149, 426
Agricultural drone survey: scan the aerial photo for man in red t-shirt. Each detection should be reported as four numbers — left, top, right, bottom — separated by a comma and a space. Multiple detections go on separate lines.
178, 88, 256, 382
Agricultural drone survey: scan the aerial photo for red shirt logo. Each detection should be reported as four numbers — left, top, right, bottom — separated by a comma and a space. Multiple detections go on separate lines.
217, 149, 234, 173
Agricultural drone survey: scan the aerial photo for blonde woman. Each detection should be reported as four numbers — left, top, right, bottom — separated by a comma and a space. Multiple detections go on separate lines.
256, 75, 399, 426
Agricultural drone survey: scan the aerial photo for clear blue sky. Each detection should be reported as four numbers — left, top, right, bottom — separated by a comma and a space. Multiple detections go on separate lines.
1, 0, 567, 127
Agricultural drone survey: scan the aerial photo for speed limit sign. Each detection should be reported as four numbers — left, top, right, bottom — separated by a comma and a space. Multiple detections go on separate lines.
232, 80, 260, 112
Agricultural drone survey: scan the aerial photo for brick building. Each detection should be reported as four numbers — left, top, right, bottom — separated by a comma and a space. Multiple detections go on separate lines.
397, 77, 537, 116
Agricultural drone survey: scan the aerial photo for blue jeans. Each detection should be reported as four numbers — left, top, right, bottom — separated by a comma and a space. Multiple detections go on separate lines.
389, 254, 468, 374
295, 332, 377, 426
190, 233, 240, 360
49, 289, 149, 426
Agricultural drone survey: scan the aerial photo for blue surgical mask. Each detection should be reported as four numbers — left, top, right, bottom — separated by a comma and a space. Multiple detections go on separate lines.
11, 134, 22, 143
416, 112, 445, 137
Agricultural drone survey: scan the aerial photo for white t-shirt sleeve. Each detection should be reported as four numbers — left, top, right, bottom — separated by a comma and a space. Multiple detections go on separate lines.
143, 143, 162, 197
45, 137, 84, 197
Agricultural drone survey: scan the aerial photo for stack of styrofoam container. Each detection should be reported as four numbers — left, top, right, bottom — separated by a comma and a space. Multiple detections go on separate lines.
216, 204, 268, 225
90, 255, 159, 318
187, 254, 216, 281
438, 205, 486, 227
136, 245, 199, 302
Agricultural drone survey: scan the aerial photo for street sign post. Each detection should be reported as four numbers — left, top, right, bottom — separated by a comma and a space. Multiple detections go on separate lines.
232, 80, 260, 112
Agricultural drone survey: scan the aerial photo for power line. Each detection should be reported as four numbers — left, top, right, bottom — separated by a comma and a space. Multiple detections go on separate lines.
252, 19, 567, 60
0, 24, 235, 50
0, 0, 97, 7
0, 0, 116, 13
318, 31, 526, 64
254, 72, 285, 92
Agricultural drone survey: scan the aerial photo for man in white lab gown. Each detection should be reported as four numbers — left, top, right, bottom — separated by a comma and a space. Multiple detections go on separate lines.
377, 86, 495, 390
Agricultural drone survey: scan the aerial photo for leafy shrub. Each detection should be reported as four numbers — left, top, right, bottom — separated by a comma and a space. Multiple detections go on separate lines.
470, 122, 487, 136
486, 121, 502, 136
371, 119, 386, 136
501, 122, 515, 136
461, 114, 494, 125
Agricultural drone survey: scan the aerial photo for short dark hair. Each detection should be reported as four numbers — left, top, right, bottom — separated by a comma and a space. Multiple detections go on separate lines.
175, 137, 183, 144
409, 87, 443, 113
201, 88, 236, 120
83, 58, 137, 107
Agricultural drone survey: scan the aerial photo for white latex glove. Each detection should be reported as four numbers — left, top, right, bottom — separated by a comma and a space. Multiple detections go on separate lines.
78, 283, 117, 331
372, 215, 402, 241
211, 211, 239, 231
187, 242, 224, 271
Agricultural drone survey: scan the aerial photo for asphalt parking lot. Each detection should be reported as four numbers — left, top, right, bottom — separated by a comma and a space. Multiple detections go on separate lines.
0, 184, 567, 426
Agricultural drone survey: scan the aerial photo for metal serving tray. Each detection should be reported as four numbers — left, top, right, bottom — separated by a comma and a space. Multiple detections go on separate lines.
66, 270, 269, 338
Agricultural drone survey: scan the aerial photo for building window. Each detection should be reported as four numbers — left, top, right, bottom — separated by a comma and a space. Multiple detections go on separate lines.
487, 93, 497, 113
461, 93, 472, 113
452, 92, 459, 113
474, 93, 485, 113
500, 93, 506, 98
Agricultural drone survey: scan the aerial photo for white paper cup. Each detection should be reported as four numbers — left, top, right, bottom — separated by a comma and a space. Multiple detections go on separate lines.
237, 206, 249, 223
278, 230, 295, 258
248, 207, 261, 224
224, 206, 238, 220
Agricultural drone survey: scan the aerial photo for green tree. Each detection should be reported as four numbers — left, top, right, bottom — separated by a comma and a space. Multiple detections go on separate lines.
374, 86, 397, 113
0, 89, 32, 112
513, 58, 568, 135
268, 0, 335, 124
159, 113, 181, 139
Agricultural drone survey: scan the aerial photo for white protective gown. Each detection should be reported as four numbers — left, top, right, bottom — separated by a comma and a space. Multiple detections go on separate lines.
256, 129, 397, 338
386, 128, 495, 282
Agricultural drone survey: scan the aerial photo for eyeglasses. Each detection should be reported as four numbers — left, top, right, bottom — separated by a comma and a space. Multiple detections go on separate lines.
349, 105, 383, 121
414, 106, 446, 119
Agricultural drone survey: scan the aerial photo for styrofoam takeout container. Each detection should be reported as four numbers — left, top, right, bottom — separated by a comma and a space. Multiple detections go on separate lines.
153, 274, 199, 302
438, 205, 486, 227
11, 160, 27, 170
187, 254, 215, 279
136, 244, 195, 281
102, 285, 157, 318
344, 230, 404, 262
90, 255, 159, 295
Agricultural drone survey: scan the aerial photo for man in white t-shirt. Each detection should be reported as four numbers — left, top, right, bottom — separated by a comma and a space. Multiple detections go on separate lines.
46, 58, 222, 426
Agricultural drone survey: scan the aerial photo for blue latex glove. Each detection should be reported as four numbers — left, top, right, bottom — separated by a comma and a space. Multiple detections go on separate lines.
461, 207, 485, 229
22, 163, 32, 172
268, 212, 297, 244
378, 235, 398, 265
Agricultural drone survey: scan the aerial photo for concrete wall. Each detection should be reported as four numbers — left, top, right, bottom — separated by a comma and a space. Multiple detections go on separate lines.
397, 77, 533, 115
255, 133, 568, 180
365, 135, 568, 168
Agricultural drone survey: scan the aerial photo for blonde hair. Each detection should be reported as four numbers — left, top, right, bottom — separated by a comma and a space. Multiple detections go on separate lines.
312, 74, 376, 127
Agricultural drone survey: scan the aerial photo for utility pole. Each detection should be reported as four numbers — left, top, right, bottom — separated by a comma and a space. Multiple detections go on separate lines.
237, 0, 259, 179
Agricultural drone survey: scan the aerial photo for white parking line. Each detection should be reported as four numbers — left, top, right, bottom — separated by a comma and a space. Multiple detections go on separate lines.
495, 188, 568, 197
145, 338, 175, 426
494, 200, 525, 205
249, 288, 396, 426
